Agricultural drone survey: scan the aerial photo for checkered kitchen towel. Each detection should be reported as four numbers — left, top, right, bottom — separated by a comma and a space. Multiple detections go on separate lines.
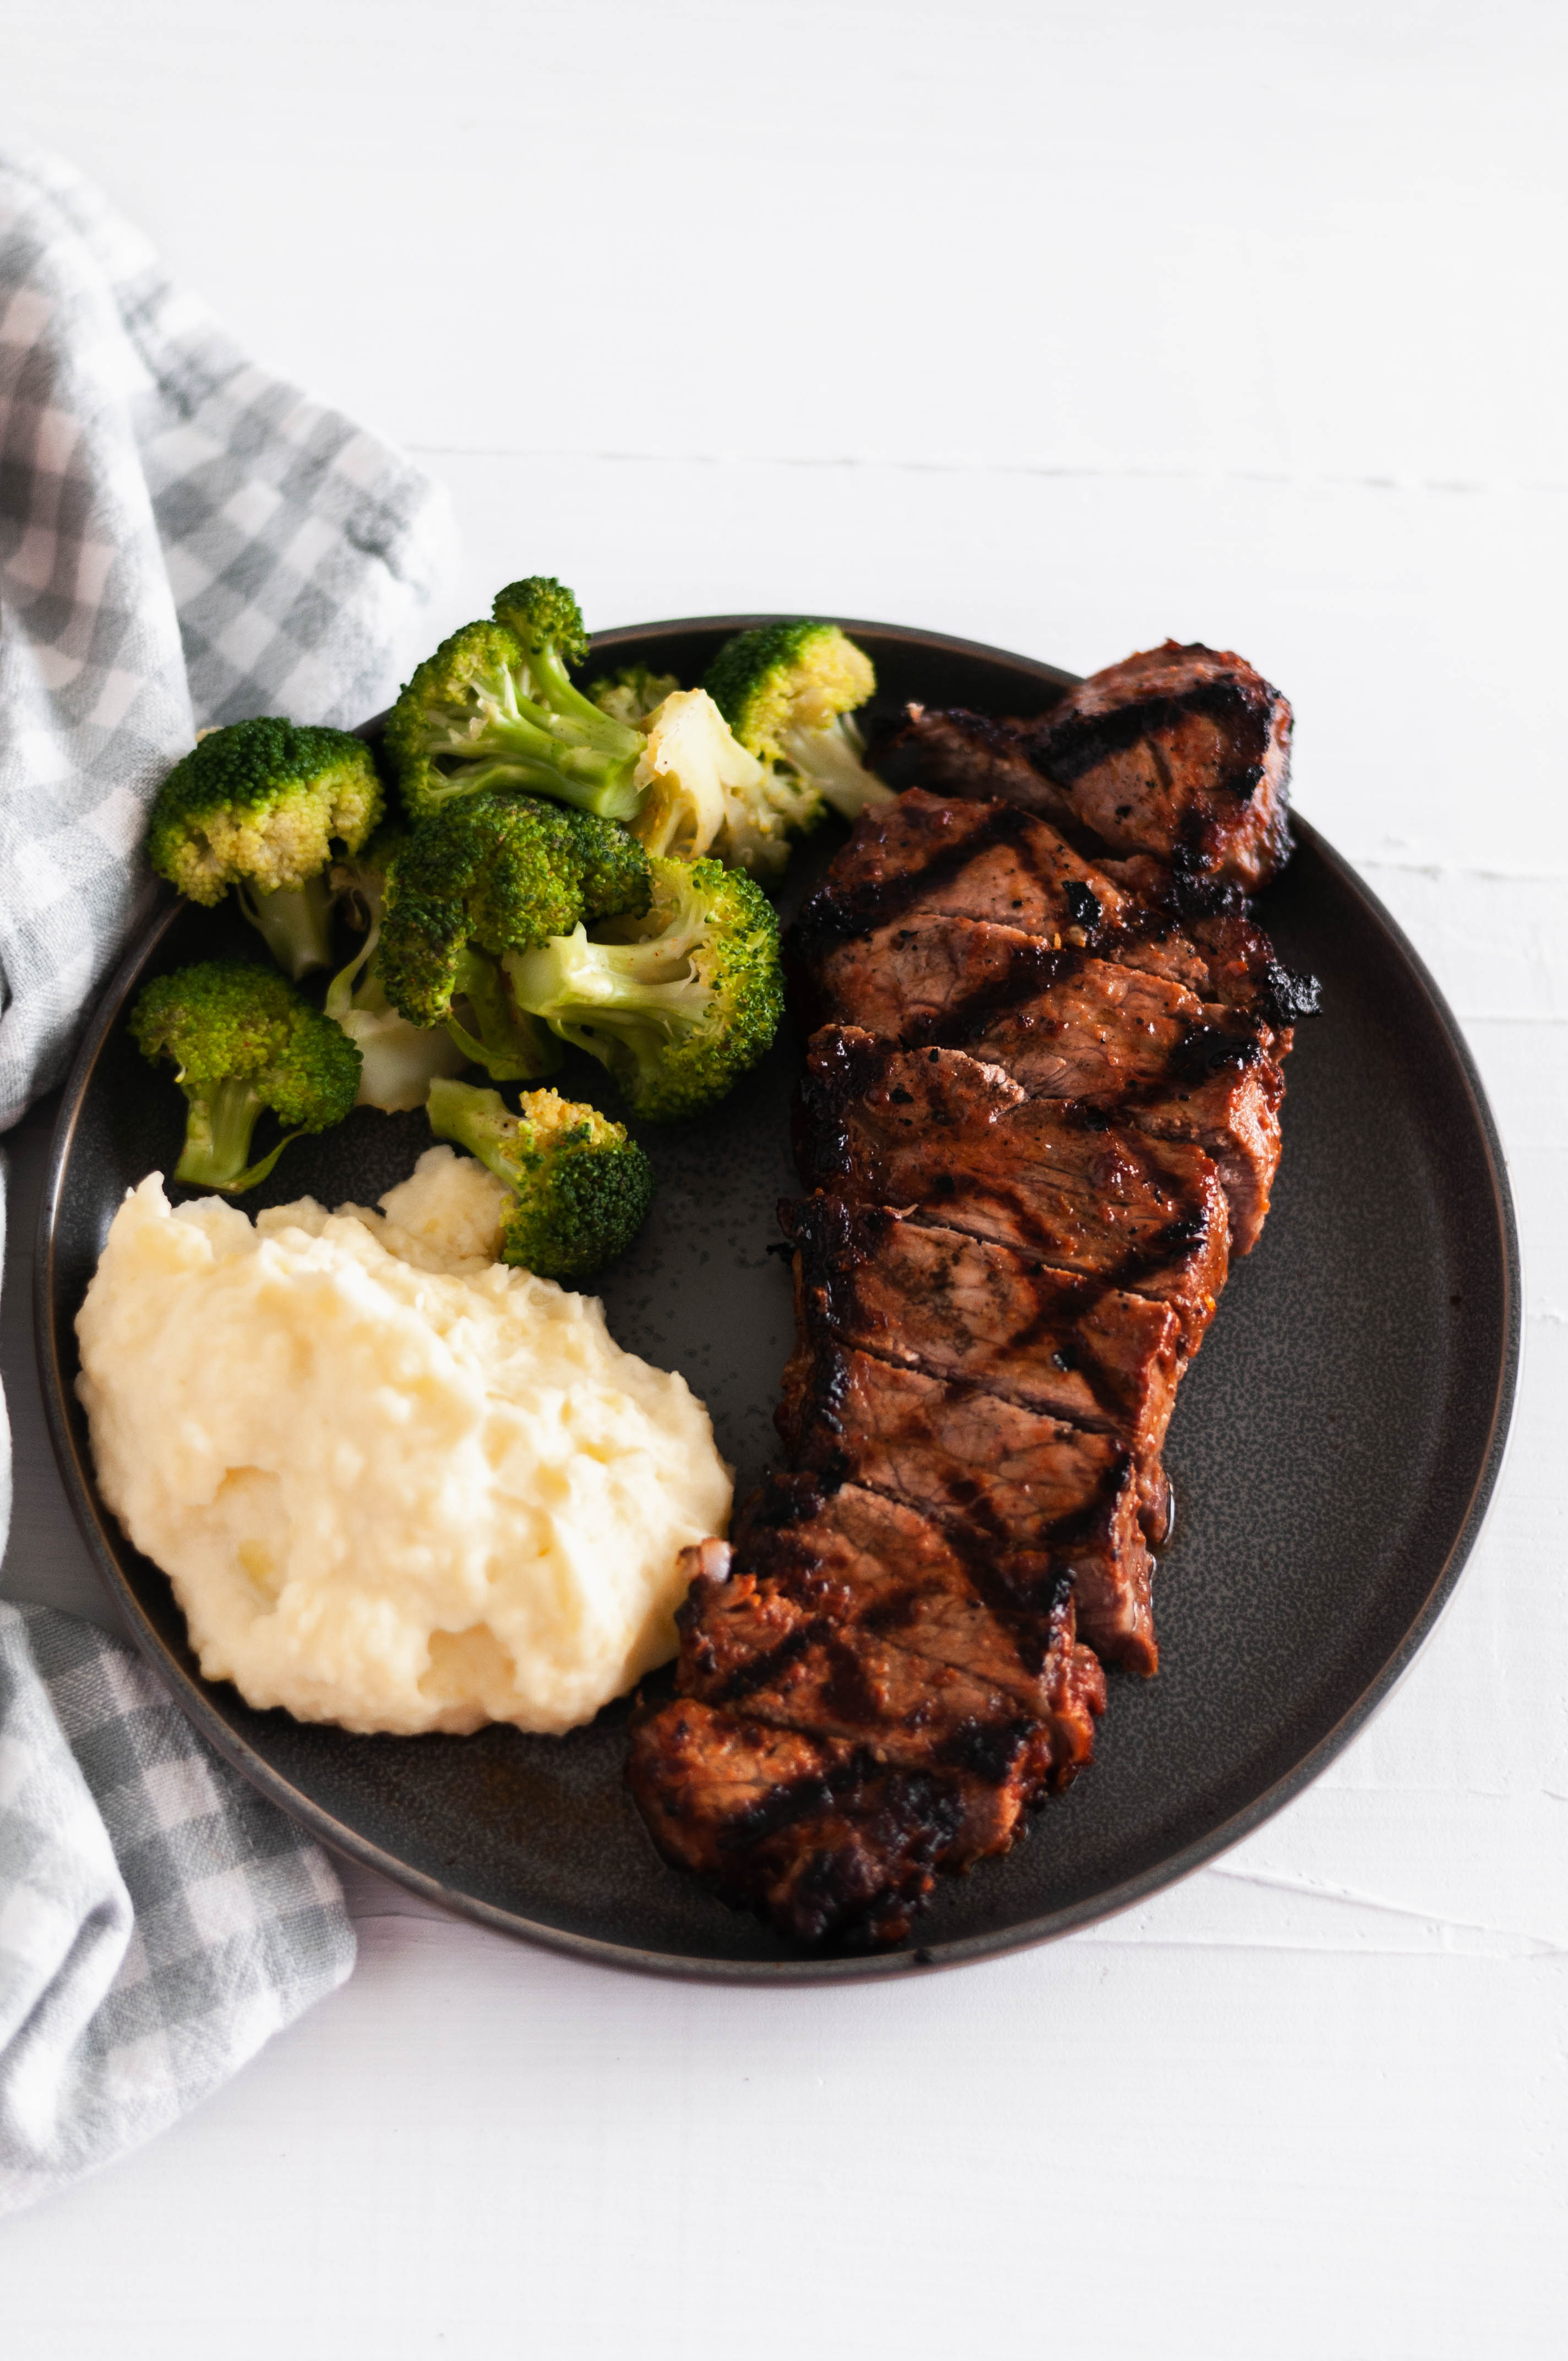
0, 147, 456, 2212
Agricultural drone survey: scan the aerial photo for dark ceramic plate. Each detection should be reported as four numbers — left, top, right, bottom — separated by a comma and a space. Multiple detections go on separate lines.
37, 619, 1520, 1983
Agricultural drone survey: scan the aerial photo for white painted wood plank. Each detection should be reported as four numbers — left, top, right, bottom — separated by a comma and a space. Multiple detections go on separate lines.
9, 1, 1567, 486
1, 1914, 1562, 2361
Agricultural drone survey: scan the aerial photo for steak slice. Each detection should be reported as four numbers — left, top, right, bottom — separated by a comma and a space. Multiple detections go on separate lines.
626, 1487, 1105, 1946
627, 1702, 1008, 1949
775, 1337, 1158, 1672
871, 643, 1293, 893
780, 1194, 1182, 1452
1023, 641, 1293, 892
796, 1027, 1230, 1356
797, 911, 1283, 1250
792, 788, 1313, 1036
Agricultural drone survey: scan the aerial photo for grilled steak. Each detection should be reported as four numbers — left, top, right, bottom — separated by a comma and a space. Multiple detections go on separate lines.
796, 1027, 1230, 1356
792, 787, 1315, 1036
872, 641, 1293, 892
780, 1195, 1182, 1455
627, 638, 1314, 1950
798, 913, 1283, 1250
627, 1482, 1105, 1945
776, 1336, 1157, 1672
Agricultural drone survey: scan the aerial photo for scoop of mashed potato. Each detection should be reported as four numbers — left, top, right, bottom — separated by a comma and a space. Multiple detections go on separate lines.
75, 1149, 732, 1737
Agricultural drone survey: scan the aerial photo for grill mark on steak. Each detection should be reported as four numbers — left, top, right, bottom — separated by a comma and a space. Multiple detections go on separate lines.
869, 643, 1296, 893
780, 1194, 1178, 1551
791, 788, 1316, 1037
627, 1493, 1105, 1945
794, 910, 1283, 1250
779, 1195, 1182, 1448
774, 1337, 1158, 1673
795, 1027, 1230, 1355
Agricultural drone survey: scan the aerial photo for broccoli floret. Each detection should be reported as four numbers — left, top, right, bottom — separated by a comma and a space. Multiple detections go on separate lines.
630, 688, 822, 875
146, 719, 383, 978
587, 665, 682, 728
705, 620, 892, 822
377, 792, 651, 1084
426, 1078, 655, 1282
384, 579, 644, 823
324, 829, 467, 1113
507, 856, 783, 1122
129, 960, 362, 1193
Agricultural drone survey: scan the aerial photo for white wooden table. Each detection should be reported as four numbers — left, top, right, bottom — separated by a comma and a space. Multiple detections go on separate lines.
4, 6, 1565, 2354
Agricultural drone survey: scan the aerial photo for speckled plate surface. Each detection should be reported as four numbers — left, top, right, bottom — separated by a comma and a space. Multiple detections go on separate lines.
36, 619, 1521, 1982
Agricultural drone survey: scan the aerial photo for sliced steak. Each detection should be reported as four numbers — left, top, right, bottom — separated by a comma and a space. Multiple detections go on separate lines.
775, 1338, 1157, 1672
780, 1195, 1182, 1452
796, 1027, 1230, 1356
626, 1489, 1105, 1946
871, 643, 1294, 893
797, 911, 1283, 1249
627, 1701, 1009, 1949
1023, 641, 1293, 892
792, 787, 1312, 1037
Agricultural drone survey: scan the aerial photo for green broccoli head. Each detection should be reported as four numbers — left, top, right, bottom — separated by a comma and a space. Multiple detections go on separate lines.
384, 583, 644, 824
426, 1078, 655, 1283
146, 719, 384, 977
130, 960, 362, 1193
587, 665, 682, 728
704, 621, 892, 823
376, 793, 651, 1082
506, 855, 783, 1123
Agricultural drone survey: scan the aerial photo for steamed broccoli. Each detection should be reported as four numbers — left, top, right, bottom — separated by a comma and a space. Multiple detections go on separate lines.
588, 665, 681, 728
705, 620, 892, 822
376, 792, 651, 1083
426, 1078, 655, 1283
324, 830, 467, 1113
507, 856, 783, 1122
384, 579, 644, 823
146, 719, 384, 978
130, 960, 362, 1193
629, 688, 821, 874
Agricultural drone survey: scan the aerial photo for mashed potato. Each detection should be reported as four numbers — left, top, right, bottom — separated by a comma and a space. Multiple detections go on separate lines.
75, 1149, 732, 1736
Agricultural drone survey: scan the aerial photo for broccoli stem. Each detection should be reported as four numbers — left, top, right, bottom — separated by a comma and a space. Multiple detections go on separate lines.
235, 873, 337, 978
425, 1077, 521, 1188
446, 946, 562, 1082
777, 717, 895, 822
420, 665, 644, 822
174, 1076, 299, 1193
326, 928, 464, 1114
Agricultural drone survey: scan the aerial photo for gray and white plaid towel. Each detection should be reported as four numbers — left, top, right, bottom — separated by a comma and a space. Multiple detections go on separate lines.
0, 147, 456, 2213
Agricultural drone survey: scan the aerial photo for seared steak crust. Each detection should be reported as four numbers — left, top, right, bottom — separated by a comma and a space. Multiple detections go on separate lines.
871, 642, 1295, 894
798, 913, 1283, 1249
627, 1488, 1104, 1945
792, 787, 1315, 1037
775, 1337, 1157, 1673
795, 1027, 1230, 1356
780, 1195, 1182, 1448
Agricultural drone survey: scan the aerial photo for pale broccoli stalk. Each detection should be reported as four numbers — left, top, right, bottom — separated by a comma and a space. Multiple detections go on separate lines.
506, 856, 783, 1122
628, 689, 821, 875
146, 719, 384, 977
324, 842, 466, 1113
705, 621, 892, 822
427, 1078, 655, 1282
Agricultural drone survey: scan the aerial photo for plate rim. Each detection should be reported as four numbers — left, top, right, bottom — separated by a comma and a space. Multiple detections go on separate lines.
34, 617, 1523, 1985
